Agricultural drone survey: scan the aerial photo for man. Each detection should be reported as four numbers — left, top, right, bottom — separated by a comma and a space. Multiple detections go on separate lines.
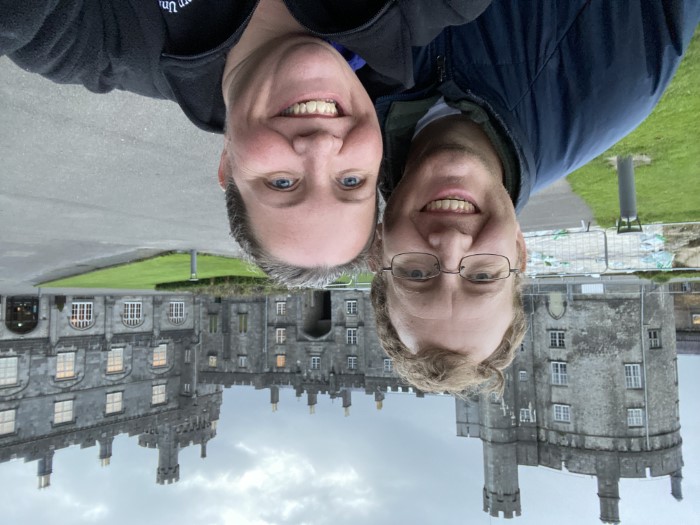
1, 0, 490, 287
370, 0, 700, 394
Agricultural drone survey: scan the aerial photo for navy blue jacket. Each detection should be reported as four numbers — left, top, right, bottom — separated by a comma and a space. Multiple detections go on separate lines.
375, 0, 700, 211
0, 0, 490, 133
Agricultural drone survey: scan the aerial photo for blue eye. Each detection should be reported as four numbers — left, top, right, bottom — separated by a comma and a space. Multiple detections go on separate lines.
269, 178, 297, 190
339, 175, 363, 188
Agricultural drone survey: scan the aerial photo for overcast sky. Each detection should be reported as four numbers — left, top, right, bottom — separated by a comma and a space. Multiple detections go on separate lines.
2, 356, 698, 525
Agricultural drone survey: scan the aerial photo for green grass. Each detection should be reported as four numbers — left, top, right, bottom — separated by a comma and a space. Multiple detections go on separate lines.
40, 253, 265, 290
568, 31, 700, 227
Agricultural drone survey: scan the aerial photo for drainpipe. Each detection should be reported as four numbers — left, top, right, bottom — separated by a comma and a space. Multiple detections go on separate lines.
640, 284, 650, 450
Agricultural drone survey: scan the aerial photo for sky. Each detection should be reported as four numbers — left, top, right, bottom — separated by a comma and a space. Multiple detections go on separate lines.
1, 356, 698, 525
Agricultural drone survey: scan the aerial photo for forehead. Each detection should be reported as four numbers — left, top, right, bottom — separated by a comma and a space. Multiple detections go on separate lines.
386, 277, 515, 359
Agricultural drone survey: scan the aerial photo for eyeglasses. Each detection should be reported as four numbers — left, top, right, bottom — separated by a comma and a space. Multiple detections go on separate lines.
381, 253, 520, 283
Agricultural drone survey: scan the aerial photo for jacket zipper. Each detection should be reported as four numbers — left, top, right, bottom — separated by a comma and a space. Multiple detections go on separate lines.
437, 55, 446, 83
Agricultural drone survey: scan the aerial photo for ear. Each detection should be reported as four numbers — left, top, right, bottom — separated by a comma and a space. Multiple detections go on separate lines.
217, 149, 229, 191
367, 223, 384, 272
515, 227, 527, 272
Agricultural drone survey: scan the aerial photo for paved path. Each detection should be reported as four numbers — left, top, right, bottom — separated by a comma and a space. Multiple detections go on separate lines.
518, 178, 594, 232
1, 58, 594, 295
1, 59, 238, 294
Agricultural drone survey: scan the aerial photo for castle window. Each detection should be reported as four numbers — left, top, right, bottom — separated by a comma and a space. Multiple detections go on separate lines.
0, 409, 16, 435
105, 392, 123, 415
70, 301, 93, 329
647, 329, 661, 349
184, 349, 192, 364
275, 328, 287, 344
551, 362, 568, 385
276, 354, 286, 368
692, 314, 700, 325
310, 356, 320, 370
518, 370, 528, 381
56, 352, 76, 380
553, 404, 571, 423
345, 300, 358, 315
549, 330, 565, 348
276, 301, 287, 316
347, 356, 358, 370
383, 359, 393, 373
167, 301, 186, 325
627, 408, 644, 427
238, 313, 248, 334
122, 301, 143, 327
209, 314, 218, 333
0, 357, 19, 386
54, 400, 74, 424
152, 344, 167, 368
519, 408, 532, 423
346, 328, 358, 345
237, 355, 248, 368
151, 384, 167, 405
208, 355, 217, 368
624, 364, 643, 389
107, 347, 124, 374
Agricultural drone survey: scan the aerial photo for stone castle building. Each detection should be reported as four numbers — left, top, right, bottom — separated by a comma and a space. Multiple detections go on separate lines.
456, 279, 683, 524
1, 282, 686, 522
670, 281, 700, 354
0, 290, 412, 488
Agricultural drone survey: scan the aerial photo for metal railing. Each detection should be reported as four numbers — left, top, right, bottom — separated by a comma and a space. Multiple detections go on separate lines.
524, 222, 700, 278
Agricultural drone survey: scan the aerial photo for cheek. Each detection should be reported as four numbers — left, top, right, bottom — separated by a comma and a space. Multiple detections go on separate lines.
346, 121, 383, 171
230, 125, 289, 171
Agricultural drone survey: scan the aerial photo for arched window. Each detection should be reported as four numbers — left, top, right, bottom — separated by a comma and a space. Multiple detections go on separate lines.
5, 296, 39, 334
70, 301, 94, 330
122, 302, 143, 327
167, 301, 186, 325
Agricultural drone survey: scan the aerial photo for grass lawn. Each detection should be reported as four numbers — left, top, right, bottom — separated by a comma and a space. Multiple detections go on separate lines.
568, 31, 700, 227
40, 253, 265, 290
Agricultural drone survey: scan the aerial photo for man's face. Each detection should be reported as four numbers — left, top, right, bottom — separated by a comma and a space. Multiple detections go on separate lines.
222, 36, 381, 267
380, 116, 525, 362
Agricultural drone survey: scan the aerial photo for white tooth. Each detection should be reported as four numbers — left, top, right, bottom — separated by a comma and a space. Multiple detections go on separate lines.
457, 201, 465, 210
434, 201, 442, 210
293, 104, 300, 115
300, 103, 308, 114
307, 101, 317, 112
316, 101, 326, 113
449, 200, 459, 210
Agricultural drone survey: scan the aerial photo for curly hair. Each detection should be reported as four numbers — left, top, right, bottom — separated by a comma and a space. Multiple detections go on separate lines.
224, 171, 377, 289
370, 271, 526, 396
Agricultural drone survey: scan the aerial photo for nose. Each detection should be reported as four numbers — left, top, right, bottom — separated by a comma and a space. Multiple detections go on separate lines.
292, 130, 342, 157
427, 228, 473, 270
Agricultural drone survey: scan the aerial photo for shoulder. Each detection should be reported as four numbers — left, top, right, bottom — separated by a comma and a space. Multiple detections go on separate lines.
2, 0, 167, 97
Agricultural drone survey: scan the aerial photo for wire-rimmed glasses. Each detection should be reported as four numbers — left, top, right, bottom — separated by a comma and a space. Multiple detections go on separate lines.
381, 253, 519, 283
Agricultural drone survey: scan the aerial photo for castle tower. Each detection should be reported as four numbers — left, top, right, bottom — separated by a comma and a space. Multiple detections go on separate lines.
270, 386, 279, 412
342, 390, 351, 417
375, 390, 384, 410
98, 436, 114, 467
671, 469, 683, 501
37, 450, 54, 489
307, 392, 317, 415
482, 441, 521, 519
596, 458, 621, 525
156, 427, 180, 485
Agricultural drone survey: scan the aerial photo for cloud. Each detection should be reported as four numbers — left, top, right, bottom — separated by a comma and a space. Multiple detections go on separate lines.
179, 444, 375, 525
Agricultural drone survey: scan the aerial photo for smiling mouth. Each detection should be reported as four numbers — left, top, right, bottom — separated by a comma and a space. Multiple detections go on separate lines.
422, 196, 478, 213
280, 99, 340, 117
